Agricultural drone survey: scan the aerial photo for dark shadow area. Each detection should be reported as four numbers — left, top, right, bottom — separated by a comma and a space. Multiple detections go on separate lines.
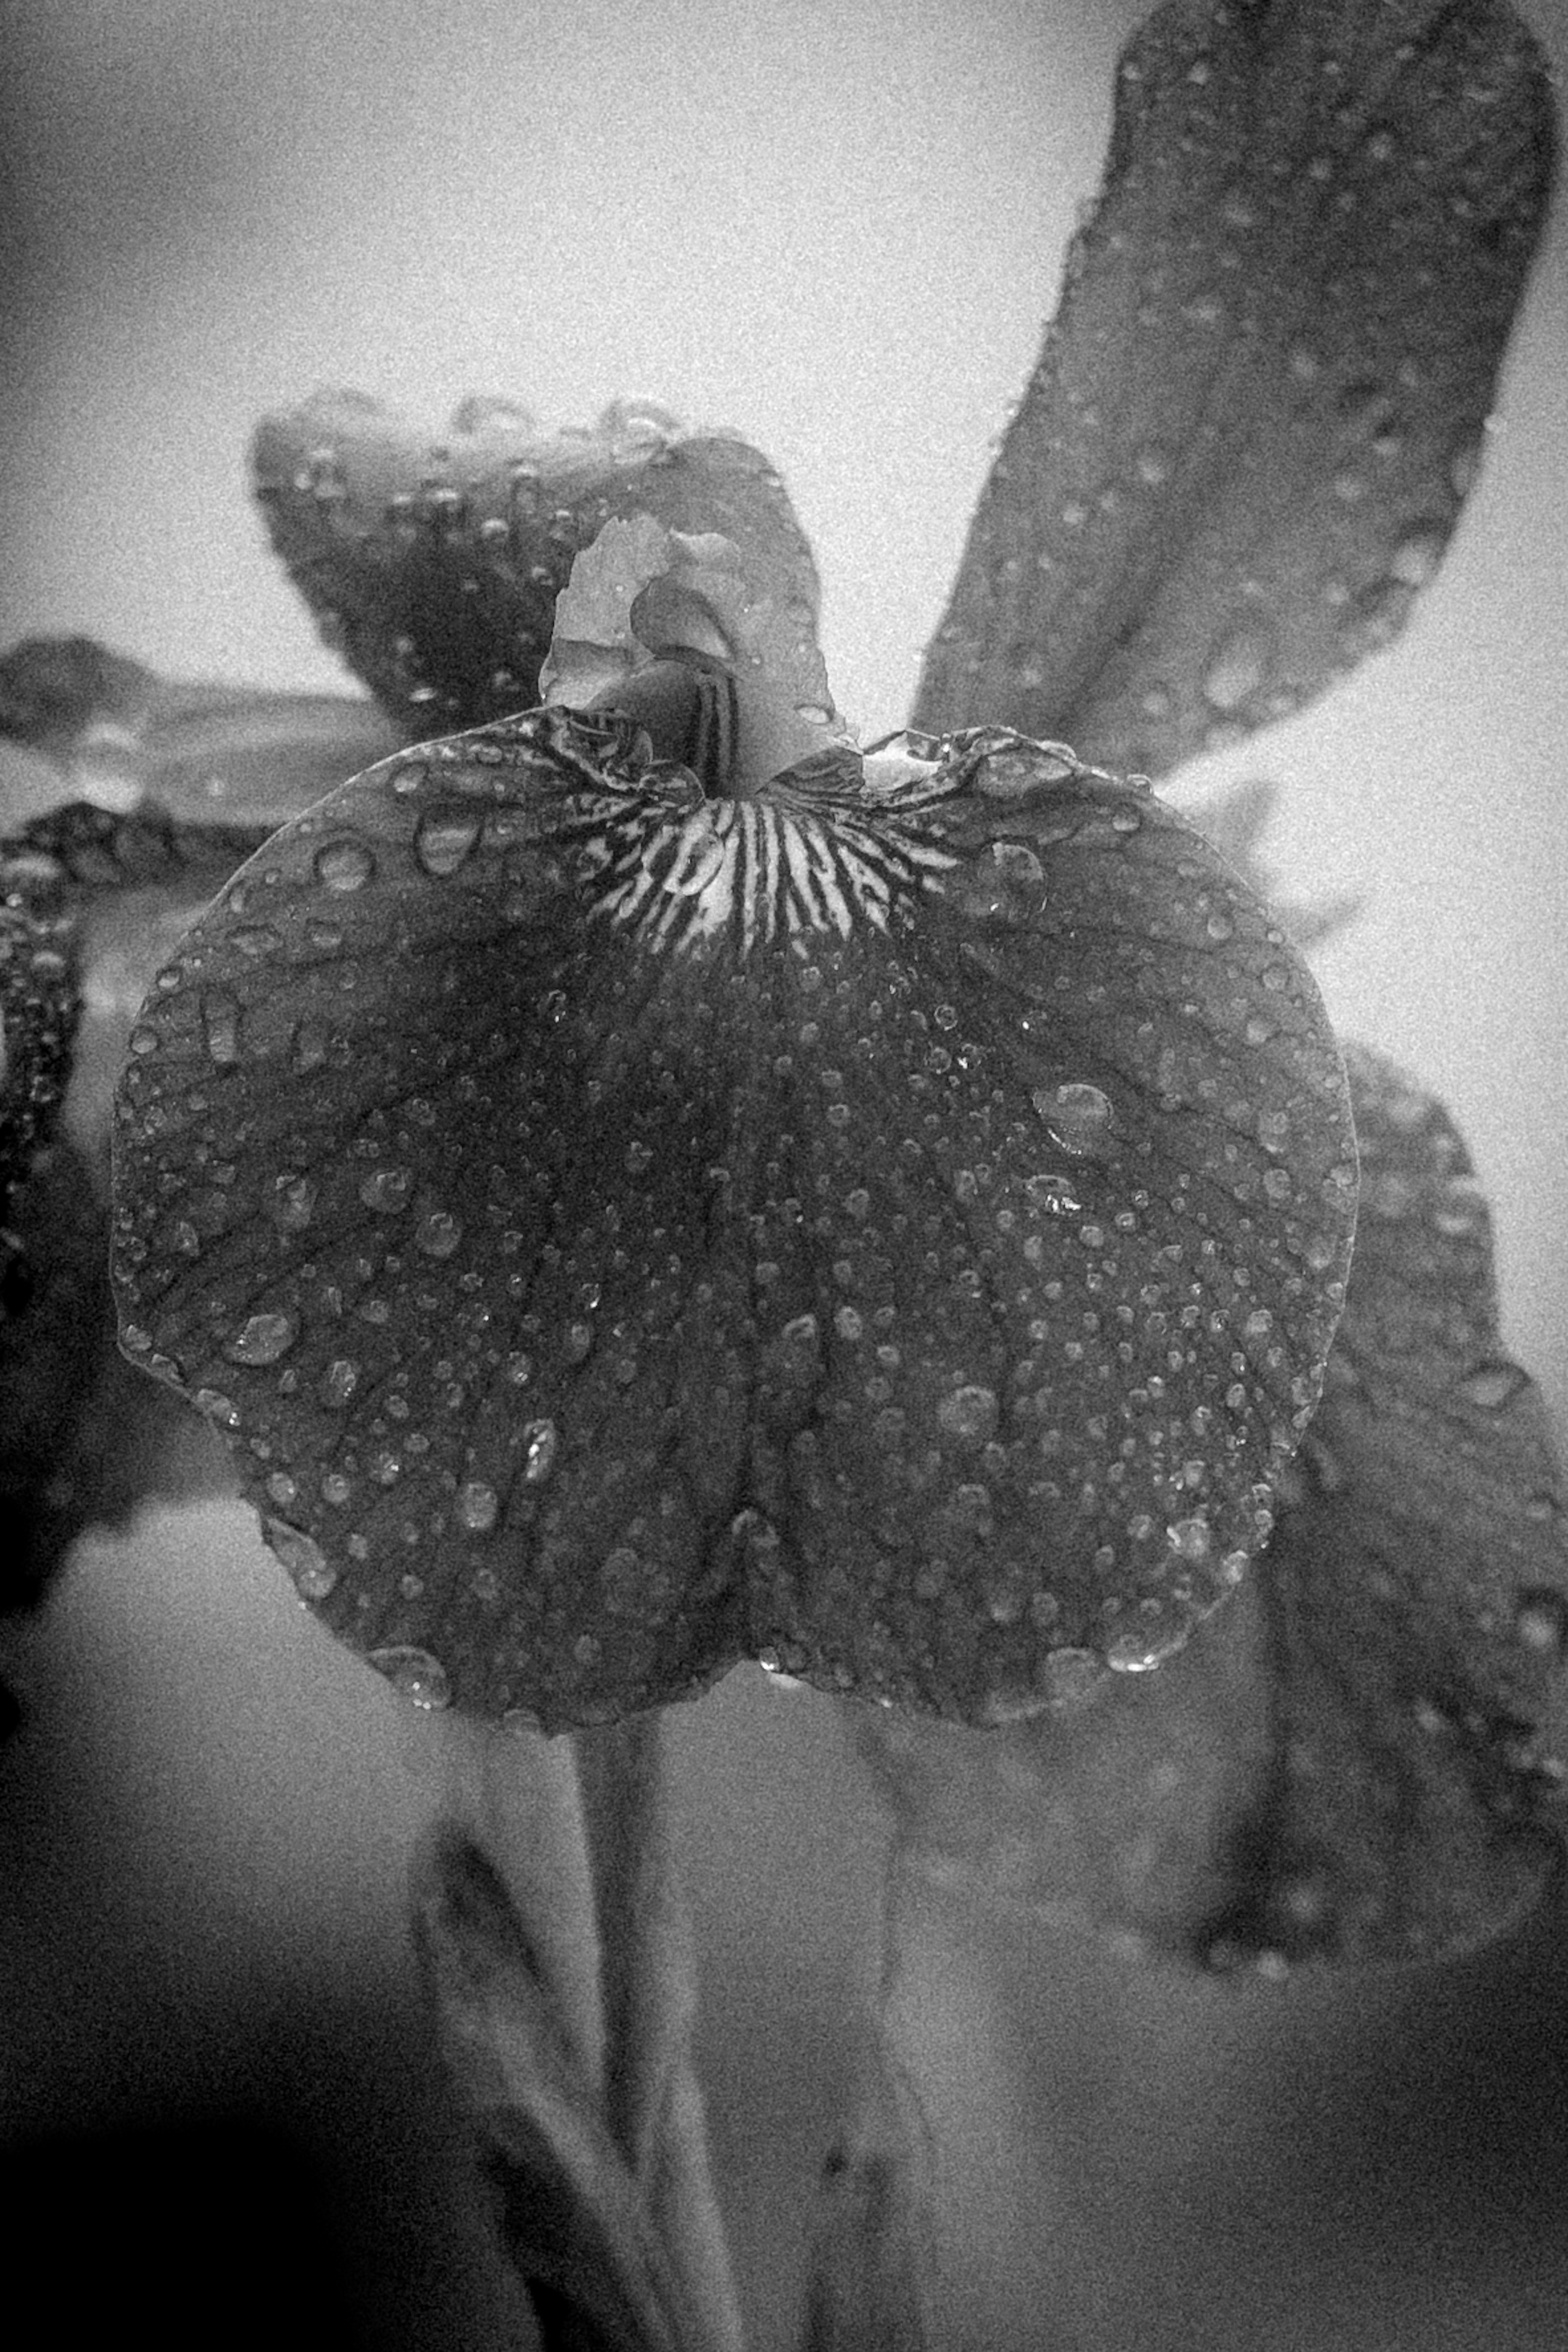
0, 2114, 364, 2348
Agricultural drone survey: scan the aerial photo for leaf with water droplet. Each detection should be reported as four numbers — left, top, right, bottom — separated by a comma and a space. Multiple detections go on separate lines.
0, 633, 401, 828
0, 798, 264, 1611
913, 0, 1556, 775
253, 390, 822, 738
111, 710, 1354, 1728
853, 1044, 1567, 1969
0, 831, 81, 1228
10, 798, 277, 1150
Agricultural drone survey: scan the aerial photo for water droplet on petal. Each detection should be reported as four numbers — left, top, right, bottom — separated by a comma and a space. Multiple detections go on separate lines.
1450, 437, 1484, 499
269, 1173, 318, 1232
1515, 1587, 1568, 1658
319, 1358, 360, 1408
1457, 1359, 1528, 1411
229, 923, 282, 959
291, 1019, 329, 1074
1388, 526, 1446, 588
1107, 1621, 1191, 1673
457, 1480, 500, 1533
202, 991, 243, 1064
601, 396, 683, 448
1203, 622, 1271, 712
265, 1517, 337, 1600
359, 1165, 414, 1214
990, 841, 1045, 885
368, 1645, 452, 1709
1033, 1081, 1114, 1155
314, 838, 376, 892
1181, 287, 1226, 329
414, 1209, 463, 1258
732, 1506, 782, 1565
1166, 1515, 1213, 1562
225, 1311, 298, 1366
414, 811, 483, 877
1026, 1170, 1083, 1214
936, 1384, 1000, 1443
522, 1418, 559, 1483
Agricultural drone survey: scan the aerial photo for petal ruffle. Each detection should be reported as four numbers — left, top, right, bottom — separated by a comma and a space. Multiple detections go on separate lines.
110, 713, 1354, 1730
852, 1044, 1567, 1969
540, 514, 851, 789
913, 0, 1556, 776
252, 394, 822, 737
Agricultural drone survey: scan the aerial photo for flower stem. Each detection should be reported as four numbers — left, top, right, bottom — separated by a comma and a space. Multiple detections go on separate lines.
575, 1710, 749, 2352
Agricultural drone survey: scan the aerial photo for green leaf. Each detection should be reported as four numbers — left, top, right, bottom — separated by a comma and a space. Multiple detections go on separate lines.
110, 704, 1354, 1728
414, 1827, 696, 2352
0, 634, 401, 829
425, 1716, 742, 2352
574, 1715, 746, 2351
0, 827, 80, 1225
851, 1045, 1567, 1969
913, 0, 1557, 776
252, 393, 822, 738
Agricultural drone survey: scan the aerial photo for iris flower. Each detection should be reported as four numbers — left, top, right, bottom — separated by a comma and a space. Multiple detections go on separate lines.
2, 0, 1563, 1998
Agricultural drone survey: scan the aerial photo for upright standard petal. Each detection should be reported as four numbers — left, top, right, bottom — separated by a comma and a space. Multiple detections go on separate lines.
110, 701, 1354, 1730
913, 0, 1556, 774
253, 394, 822, 737
853, 1046, 1567, 1969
